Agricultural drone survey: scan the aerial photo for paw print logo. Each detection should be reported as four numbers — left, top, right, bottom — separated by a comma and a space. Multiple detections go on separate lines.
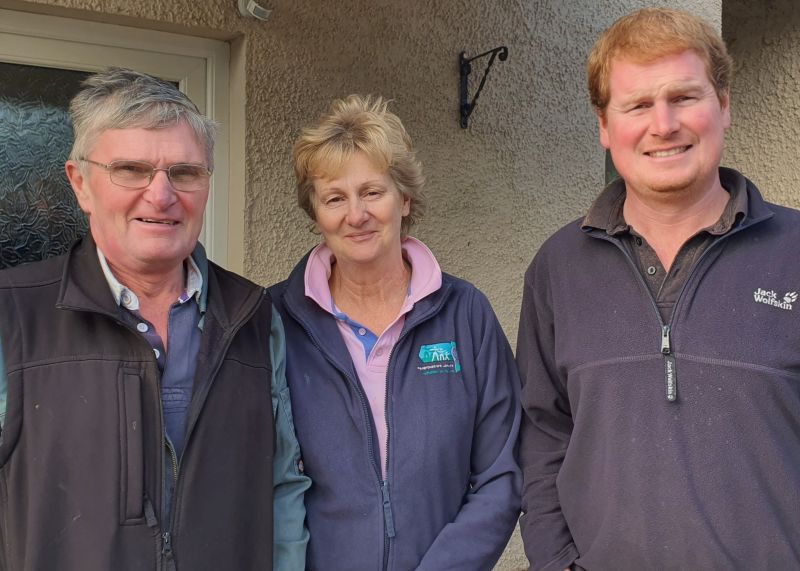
784, 292, 798, 303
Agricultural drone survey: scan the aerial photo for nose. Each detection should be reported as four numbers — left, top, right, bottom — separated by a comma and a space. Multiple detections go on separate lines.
143, 169, 178, 209
650, 102, 679, 137
345, 197, 370, 226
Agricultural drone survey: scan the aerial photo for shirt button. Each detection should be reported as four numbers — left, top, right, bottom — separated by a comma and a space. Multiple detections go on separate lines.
153, 348, 161, 359
120, 292, 131, 304
137, 323, 149, 333
358, 327, 367, 336
376, 349, 383, 357
635, 237, 643, 246
647, 266, 657, 275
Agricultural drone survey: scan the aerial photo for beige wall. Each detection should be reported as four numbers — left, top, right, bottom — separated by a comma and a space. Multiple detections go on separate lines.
2, 0, 723, 567
2, 0, 720, 344
723, 0, 800, 209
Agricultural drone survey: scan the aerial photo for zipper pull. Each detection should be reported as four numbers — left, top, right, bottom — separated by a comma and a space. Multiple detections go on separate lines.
660, 325, 671, 354
162, 531, 174, 558
661, 325, 677, 402
381, 480, 396, 538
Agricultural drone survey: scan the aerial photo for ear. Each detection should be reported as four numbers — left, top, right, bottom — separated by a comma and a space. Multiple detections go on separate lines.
401, 193, 411, 217
65, 160, 93, 216
597, 109, 611, 150
719, 89, 731, 130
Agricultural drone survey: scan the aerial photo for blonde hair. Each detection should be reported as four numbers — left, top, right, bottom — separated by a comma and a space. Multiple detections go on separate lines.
292, 95, 425, 237
587, 8, 732, 116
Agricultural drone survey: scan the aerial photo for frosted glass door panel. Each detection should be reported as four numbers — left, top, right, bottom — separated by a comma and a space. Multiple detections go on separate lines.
0, 62, 89, 268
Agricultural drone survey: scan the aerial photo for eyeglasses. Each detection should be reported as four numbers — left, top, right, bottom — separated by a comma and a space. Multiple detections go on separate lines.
79, 158, 212, 192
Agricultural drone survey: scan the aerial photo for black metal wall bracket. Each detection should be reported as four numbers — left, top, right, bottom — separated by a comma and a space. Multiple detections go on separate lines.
459, 46, 508, 129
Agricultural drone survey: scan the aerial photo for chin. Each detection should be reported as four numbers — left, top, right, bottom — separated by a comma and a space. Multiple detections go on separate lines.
643, 174, 699, 195
136, 248, 191, 268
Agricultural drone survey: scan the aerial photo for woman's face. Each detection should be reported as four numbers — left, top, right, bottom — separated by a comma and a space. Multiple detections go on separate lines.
312, 153, 410, 269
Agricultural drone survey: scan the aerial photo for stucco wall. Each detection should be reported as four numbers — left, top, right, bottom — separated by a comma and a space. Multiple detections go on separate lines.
3, 0, 722, 568
5, 0, 719, 345
246, 0, 723, 353
723, 0, 800, 208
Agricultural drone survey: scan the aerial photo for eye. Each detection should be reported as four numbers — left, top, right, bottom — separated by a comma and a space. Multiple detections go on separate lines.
112, 161, 152, 176
109, 161, 153, 183
363, 187, 385, 199
322, 195, 345, 207
170, 164, 208, 182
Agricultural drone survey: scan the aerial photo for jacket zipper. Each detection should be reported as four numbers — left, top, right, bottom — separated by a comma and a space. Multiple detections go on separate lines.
380, 342, 400, 570
161, 439, 179, 560
592, 221, 755, 402
161, 530, 173, 559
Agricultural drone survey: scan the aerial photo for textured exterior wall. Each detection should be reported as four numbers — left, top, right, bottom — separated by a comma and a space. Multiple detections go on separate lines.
5, 0, 721, 567
5, 0, 720, 346
3, 0, 720, 340
723, 0, 800, 208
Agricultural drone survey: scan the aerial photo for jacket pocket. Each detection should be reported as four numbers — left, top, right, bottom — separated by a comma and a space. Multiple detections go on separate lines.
118, 369, 144, 523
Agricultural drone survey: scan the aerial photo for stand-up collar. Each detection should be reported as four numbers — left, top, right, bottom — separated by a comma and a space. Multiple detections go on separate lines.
582, 167, 761, 236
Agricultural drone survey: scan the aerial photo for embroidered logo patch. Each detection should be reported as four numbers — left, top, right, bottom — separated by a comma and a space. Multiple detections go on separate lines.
753, 287, 797, 311
417, 342, 461, 375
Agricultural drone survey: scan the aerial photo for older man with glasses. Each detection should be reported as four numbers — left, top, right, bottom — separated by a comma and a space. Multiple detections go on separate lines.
0, 68, 309, 570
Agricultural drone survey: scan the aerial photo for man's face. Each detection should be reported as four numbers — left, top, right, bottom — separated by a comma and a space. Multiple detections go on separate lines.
599, 50, 730, 200
66, 122, 209, 278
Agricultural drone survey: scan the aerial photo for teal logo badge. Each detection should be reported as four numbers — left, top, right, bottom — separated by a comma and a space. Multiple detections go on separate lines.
417, 342, 461, 375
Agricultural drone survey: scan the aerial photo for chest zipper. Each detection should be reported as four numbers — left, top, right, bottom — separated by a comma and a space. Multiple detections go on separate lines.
661, 325, 677, 401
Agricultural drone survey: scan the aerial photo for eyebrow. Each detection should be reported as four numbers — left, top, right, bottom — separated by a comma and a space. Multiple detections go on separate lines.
618, 80, 710, 105
318, 178, 388, 192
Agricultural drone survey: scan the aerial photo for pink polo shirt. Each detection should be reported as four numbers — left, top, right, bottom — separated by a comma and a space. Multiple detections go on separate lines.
304, 237, 442, 477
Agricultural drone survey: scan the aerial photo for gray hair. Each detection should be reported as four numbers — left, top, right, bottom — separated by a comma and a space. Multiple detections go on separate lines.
69, 67, 217, 167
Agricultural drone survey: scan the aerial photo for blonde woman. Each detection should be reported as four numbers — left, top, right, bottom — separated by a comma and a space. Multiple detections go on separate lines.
269, 95, 521, 570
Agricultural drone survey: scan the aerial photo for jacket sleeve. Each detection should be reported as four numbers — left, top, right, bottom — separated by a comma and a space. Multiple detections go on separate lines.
270, 308, 311, 571
517, 257, 579, 571
416, 288, 522, 571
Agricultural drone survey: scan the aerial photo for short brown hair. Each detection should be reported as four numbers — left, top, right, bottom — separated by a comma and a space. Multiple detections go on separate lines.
292, 95, 425, 237
587, 8, 732, 116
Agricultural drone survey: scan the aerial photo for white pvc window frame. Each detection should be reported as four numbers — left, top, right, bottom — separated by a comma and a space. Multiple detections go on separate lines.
0, 8, 234, 268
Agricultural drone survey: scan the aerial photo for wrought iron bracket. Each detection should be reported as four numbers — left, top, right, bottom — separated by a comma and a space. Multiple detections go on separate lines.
459, 46, 508, 129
